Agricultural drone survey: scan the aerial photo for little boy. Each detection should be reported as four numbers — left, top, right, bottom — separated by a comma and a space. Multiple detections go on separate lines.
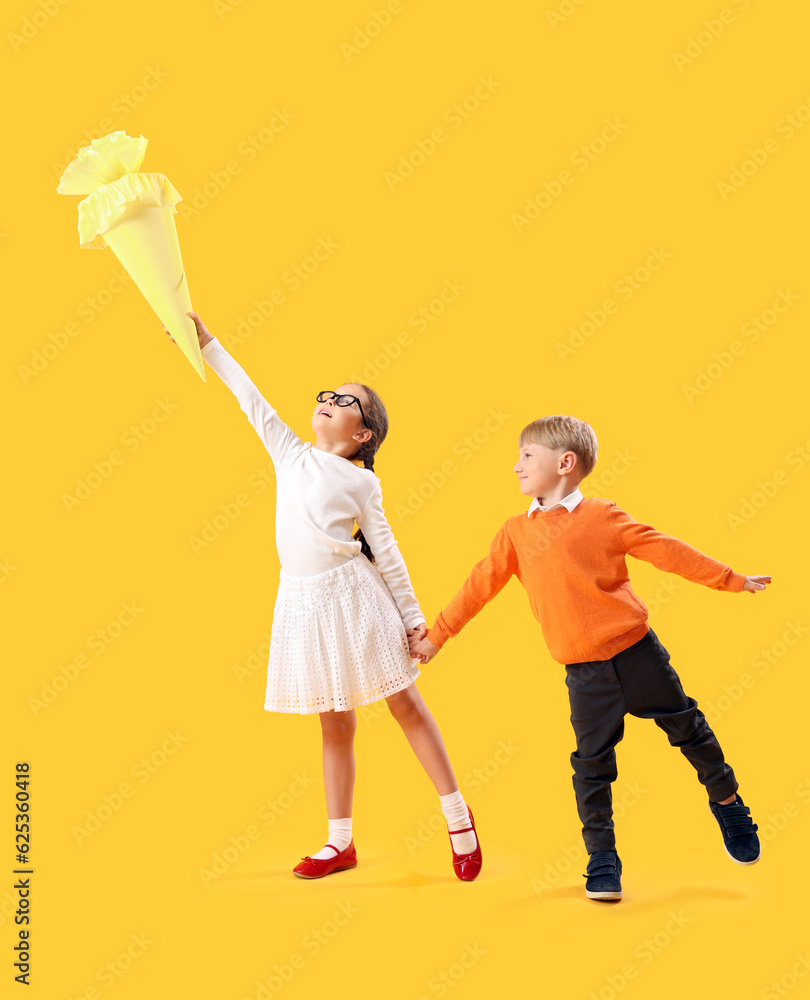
408, 415, 770, 901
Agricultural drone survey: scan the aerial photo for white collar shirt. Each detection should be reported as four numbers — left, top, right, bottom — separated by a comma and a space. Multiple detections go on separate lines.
527, 486, 585, 516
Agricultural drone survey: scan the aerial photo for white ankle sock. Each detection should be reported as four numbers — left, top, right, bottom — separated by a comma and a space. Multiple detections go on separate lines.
310, 817, 352, 860
440, 790, 477, 855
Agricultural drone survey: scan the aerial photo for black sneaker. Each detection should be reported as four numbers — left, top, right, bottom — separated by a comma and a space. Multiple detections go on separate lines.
583, 850, 622, 900
709, 793, 760, 865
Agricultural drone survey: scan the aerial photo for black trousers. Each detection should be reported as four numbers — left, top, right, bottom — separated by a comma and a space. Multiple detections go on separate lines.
564, 627, 738, 853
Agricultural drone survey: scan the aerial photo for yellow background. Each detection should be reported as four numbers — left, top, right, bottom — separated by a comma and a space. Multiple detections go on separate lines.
4, 1, 809, 997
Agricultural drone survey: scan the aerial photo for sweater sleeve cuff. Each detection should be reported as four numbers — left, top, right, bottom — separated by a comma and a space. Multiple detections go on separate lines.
426, 617, 454, 650
726, 570, 748, 593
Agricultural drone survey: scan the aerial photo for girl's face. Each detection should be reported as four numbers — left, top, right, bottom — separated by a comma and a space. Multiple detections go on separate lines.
311, 383, 372, 447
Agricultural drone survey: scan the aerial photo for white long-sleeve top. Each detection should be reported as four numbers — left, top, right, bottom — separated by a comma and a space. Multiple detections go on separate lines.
201, 337, 425, 629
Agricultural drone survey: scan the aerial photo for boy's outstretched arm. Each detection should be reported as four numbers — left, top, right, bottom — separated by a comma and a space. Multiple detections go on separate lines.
611, 505, 767, 593
418, 522, 518, 659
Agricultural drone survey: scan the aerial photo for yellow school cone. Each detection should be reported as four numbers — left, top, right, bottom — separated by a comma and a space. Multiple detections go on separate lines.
57, 131, 205, 381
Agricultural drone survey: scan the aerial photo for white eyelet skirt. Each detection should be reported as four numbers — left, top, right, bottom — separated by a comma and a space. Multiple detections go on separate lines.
264, 553, 421, 715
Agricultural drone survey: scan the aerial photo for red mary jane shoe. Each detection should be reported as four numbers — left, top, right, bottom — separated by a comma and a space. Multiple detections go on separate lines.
449, 807, 482, 882
293, 840, 357, 879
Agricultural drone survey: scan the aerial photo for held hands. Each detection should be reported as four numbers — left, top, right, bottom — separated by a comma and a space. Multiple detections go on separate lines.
743, 575, 772, 593
405, 623, 427, 662
162, 311, 214, 349
406, 622, 440, 664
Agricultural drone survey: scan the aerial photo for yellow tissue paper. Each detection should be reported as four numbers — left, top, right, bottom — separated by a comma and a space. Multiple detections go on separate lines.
57, 131, 205, 381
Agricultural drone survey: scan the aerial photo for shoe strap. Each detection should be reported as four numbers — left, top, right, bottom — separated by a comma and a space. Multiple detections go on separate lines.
584, 860, 619, 876
724, 821, 759, 837
300, 844, 342, 862
715, 806, 758, 836
716, 801, 750, 815
719, 806, 758, 837
449, 826, 474, 835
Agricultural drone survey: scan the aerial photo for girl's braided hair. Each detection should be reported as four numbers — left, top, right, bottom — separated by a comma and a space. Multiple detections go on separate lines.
350, 383, 388, 564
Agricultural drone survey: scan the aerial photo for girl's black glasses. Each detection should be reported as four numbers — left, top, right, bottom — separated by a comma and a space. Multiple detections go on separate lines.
316, 391, 367, 427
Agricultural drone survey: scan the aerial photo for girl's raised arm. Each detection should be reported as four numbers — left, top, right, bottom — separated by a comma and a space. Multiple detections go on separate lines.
177, 313, 304, 466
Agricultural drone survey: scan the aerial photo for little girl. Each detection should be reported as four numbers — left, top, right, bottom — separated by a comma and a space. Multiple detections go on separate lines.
167, 312, 482, 881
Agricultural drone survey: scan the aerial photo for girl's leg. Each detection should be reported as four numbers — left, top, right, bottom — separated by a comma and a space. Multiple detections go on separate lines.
308, 709, 357, 860
385, 685, 457, 793
320, 708, 357, 816
386, 685, 478, 855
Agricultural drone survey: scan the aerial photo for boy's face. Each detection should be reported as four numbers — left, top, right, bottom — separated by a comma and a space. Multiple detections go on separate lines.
513, 442, 572, 498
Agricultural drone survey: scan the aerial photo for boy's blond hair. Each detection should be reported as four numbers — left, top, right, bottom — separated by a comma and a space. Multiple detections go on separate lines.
519, 415, 599, 479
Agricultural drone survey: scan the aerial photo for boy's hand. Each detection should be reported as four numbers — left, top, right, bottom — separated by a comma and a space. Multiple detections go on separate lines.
743, 575, 771, 593
409, 634, 440, 664
406, 623, 427, 643
162, 311, 214, 349
406, 623, 429, 662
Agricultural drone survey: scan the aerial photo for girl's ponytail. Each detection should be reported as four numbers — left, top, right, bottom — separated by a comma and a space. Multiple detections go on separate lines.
350, 385, 388, 565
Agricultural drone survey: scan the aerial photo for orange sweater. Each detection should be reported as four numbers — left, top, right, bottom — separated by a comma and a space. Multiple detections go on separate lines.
426, 498, 748, 664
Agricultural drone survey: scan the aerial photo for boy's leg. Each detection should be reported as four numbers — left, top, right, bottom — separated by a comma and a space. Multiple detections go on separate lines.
565, 659, 628, 853
611, 629, 738, 803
